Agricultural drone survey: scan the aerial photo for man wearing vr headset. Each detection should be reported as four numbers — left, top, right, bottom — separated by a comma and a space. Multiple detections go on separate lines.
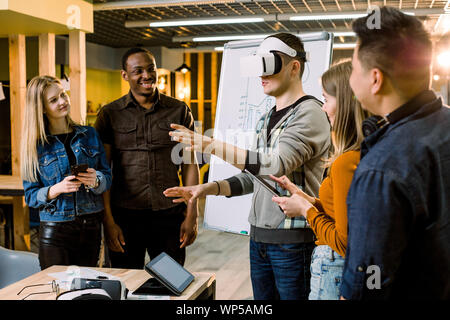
166, 33, 331, 300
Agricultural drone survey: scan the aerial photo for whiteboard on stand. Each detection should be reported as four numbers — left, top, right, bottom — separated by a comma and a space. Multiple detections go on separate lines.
203, 32, 334, 235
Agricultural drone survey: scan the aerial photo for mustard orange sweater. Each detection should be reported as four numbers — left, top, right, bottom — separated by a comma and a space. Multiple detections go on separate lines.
305, 150, 360, 257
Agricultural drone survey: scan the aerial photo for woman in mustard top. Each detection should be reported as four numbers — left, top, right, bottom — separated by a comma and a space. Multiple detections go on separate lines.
272, 60, 370, 300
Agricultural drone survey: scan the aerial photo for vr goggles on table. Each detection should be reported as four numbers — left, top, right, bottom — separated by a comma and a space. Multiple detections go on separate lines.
240, 37, 308, 77
56, 277, 127, 300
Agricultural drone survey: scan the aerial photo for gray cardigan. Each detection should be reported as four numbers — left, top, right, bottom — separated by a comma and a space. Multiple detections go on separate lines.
226, 97, 331, 243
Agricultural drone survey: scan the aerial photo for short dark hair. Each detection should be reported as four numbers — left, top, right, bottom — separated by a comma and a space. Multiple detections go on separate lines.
267, 33, 306, 78
121, 47, 154, 71
352, 6, 432, 97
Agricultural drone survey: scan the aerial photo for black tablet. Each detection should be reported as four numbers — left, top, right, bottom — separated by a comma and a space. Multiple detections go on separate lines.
144, 252, 194, 296
244, 169, 281, 196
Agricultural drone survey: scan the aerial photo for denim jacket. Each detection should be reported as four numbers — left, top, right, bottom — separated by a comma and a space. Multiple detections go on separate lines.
23, 126, 112, 222
341, 91, 450, 299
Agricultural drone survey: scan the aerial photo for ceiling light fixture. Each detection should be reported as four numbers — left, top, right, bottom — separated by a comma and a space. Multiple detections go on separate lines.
175, 62, 191, 74
150, 17, 264, 27
192, 34, 269, 42
125, 8, 441, 29
175, 49, 192, 74
124, 16, 272, 28
214, 42, 356, 51
286, 10, 415, 22
174, 31, 354, 43
289, 13, 367, 21
437, 51, 450, 68
333, 31, 356, 37
333, 43, 357, 49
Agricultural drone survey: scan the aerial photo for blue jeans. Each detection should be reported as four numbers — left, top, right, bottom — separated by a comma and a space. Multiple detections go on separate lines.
308, 245, 345, 300
250, 239, 315, 300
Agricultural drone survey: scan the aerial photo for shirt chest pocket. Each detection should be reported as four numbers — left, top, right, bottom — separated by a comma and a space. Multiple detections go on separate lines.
151, 120, 178, 146
79, 146, 100, 168
39, 154, 59, 182
113, 123, 137, 149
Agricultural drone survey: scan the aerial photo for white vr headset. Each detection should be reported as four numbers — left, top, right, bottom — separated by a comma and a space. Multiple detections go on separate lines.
240, 37, 308, 77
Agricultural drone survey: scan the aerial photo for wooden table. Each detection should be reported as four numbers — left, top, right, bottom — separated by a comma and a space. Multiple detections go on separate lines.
0, 265, 216, 300
0, 175, 28, 250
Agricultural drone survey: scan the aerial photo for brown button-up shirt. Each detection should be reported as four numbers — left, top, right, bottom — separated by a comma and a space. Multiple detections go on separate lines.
95, 89, 194, 210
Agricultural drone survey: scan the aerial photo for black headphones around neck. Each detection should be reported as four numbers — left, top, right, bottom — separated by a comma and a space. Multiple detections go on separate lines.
362, 116, 388, 137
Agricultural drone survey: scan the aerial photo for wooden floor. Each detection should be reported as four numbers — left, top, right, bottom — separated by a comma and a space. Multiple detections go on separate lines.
184, 217, 253, 300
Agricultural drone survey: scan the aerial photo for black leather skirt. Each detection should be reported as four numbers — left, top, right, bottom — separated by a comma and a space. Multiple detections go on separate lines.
38, 212, 103, 270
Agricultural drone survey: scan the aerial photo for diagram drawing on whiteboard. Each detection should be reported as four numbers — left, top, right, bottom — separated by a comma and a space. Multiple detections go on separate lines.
239, 77, 275, 131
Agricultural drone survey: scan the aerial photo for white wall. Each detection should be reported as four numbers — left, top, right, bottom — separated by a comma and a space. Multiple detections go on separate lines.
161, 47, 184, 72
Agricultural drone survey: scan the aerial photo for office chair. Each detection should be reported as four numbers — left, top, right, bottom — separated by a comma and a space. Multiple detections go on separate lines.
0, 245, 41, 289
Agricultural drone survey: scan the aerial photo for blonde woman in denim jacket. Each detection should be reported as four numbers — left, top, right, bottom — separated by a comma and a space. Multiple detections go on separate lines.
21, 76, 111, 270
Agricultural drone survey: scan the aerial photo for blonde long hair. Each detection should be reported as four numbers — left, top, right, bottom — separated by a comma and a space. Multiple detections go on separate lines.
322, 60, 370, 168
20, 75, 77, 182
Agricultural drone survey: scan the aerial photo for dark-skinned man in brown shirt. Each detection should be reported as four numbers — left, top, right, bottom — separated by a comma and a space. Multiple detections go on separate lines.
95, 48, 199, 268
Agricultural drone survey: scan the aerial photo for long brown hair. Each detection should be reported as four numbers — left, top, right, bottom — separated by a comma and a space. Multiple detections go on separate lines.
20, 75, 77, 182
321, 60, 370, 167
